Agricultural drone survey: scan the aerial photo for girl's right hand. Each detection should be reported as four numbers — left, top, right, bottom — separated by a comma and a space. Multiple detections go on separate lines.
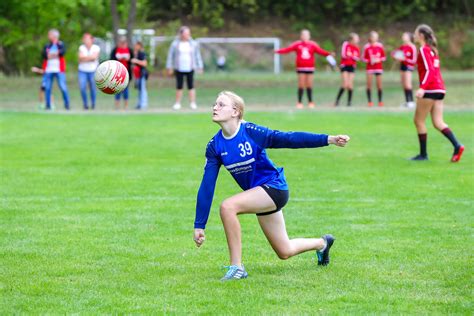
194, 228, 205, 247
329, 135, 350, 147
167, 69, 173, 76
415, 88, 425, 99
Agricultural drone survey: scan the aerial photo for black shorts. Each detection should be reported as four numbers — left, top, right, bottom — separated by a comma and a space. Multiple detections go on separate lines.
175, 70, 194, 90
340, 65, 355, 73
400, 64, 413, 72
257, 184, 289, 216
296, 70, 314, 74
423, 93, 445, 100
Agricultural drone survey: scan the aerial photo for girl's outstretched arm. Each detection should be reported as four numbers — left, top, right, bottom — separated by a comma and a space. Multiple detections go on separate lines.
275, 42, 297, 54
245, 123, 350, 149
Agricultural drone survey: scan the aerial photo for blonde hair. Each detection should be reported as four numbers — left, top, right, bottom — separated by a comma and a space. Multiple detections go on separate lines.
369, 31, 379, 42
348, 32, 358, 42
218, 91, 245, 119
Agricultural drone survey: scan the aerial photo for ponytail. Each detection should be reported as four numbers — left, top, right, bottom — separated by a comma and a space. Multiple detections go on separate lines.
415, 24, 438, 55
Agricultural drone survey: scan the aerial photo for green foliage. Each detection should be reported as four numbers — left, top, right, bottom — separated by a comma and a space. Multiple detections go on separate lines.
0, 0, 113, 74
1, 0, 473, 74
460, 30, 474, 69
147, 0, 258, 28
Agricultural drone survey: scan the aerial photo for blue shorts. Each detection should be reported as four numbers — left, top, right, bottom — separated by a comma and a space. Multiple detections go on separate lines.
41, 75, 47, 91
114, 85, 129, 100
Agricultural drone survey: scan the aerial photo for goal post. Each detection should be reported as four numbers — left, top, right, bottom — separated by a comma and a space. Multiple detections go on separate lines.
196, 37, 281, 74
103, 33, 282, 73
152, 36, 281, 73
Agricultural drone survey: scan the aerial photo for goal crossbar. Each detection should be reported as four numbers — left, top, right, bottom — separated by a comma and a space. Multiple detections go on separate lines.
153, 36, 282, 73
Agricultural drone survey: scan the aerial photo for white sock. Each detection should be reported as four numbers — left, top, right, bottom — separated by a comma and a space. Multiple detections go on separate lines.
319, 239, 327, 252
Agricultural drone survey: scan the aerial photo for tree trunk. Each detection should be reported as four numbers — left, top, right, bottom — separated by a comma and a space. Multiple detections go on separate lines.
110, 0, 120, 45
126, 0, 137, 46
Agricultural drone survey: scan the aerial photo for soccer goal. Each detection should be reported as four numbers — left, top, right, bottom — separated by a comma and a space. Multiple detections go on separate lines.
152, 36, 281, 73
197, 37, 281, 73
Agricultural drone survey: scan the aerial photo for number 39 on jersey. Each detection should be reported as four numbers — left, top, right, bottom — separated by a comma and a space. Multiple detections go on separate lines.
238, 142, 253, 157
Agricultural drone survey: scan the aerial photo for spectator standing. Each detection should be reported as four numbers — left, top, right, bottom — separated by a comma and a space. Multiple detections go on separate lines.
42, 29, 70, 110
166, 26, 203, 110
131, 41, 149, 110
78, 33, 100, 110
111, 36, 133, 110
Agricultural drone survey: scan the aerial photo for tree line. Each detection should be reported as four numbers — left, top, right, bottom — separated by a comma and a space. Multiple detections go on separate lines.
0, 0, 472, 75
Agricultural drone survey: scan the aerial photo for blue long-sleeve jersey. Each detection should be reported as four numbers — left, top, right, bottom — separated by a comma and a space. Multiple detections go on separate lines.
194, 121, 329, 229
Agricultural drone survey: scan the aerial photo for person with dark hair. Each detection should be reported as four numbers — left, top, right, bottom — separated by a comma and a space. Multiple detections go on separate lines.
111, 36, 133, 110
166, 26, 203, 110
392, 32, 417, 108
411, 24, 464, 162
131, 41, 148, 110
335, 33, 360, 107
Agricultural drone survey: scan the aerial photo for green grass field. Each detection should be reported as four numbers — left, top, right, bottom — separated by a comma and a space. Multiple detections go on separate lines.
1, 107, 473, 312
1, 71, 473, 110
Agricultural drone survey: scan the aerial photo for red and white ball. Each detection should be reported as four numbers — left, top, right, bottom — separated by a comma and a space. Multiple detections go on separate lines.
94, 60, 129, 95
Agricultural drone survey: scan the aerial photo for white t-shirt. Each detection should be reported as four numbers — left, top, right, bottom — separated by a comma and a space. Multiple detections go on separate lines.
177, 41, 192, 72
45, 44, 60, 73
78, 44, 100, 72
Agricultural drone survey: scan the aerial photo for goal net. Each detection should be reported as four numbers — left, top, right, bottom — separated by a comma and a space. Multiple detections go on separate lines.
153, 36, 281, 73
197, 37, 281, 73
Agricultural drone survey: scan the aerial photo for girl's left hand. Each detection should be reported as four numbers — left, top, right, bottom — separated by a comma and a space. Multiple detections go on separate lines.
415, 88, 425, 98
329, 135, 350, 147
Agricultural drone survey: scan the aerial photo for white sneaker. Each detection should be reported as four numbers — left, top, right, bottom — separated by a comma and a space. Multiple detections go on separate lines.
407, 101, 415, 108
190, 102, 197, 110
172, 103, 181, 110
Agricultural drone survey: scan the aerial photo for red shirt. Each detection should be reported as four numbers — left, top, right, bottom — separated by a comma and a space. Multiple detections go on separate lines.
340, 41, 360, 67
417, 44, 445, 93
275, 40, 330, 71
114, 47, 131, 70
393, 44, 417, 69
362, 42, 386, 73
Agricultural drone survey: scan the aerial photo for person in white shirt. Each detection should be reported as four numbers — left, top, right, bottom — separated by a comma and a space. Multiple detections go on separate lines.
166, 26, 204, 110
42, 29, 70, 110
78, 33, 100, 110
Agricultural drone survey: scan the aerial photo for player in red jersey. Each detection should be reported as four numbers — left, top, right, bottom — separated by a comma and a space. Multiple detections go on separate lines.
275, 29, 335, 109
392, 32, 417, 108
335, 33, 360, 107
411, 24, 464, 162
362, 31, 386, 107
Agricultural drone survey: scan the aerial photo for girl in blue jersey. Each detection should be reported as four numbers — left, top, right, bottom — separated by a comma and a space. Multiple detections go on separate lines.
194, 91, 350, 281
